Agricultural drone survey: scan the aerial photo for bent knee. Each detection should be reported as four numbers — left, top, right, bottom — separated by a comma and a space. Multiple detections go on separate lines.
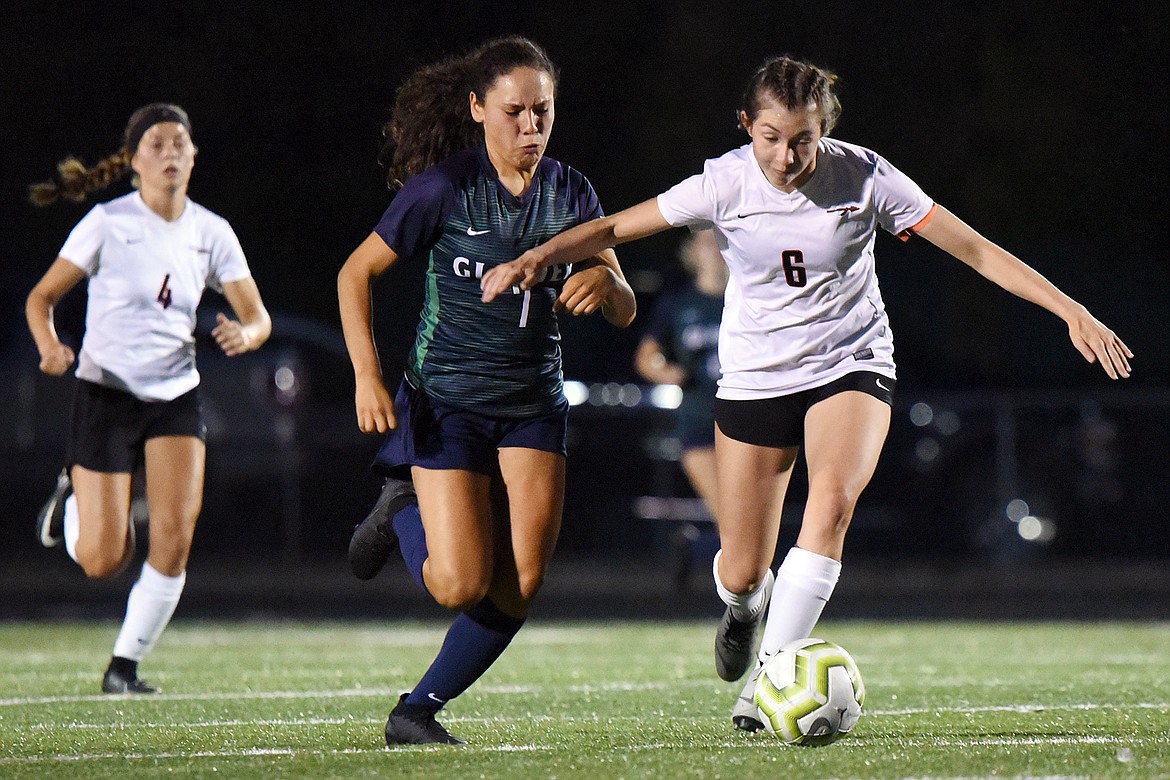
515, 569, 546, 605
76, 550, 131, 580
426, 568, 491, 611
716, 556, 770, 595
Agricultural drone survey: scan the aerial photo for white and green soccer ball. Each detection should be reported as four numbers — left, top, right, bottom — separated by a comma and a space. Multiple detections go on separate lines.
753, 637, 865, 746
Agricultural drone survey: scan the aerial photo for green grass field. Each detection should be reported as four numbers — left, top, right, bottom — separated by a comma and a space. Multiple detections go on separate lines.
1, 620, 1167, 779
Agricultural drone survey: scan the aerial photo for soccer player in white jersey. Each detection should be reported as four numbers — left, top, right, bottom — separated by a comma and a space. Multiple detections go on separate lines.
26, 103, 272, 694
481, 55, 1132, 730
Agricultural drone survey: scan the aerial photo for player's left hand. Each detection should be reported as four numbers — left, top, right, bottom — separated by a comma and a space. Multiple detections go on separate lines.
212, 312, 253, 356
555, 265, 617, 316
1067, 307, 1133, 379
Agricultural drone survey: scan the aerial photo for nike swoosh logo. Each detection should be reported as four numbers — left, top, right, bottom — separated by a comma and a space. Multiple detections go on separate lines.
876, 378, 890, 391
426, 692, 447, 704
736, 212, 768, 219
466, 227, 491, 236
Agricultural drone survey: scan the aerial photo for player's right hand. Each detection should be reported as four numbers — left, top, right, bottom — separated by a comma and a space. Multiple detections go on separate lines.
38, 342, 75, 376
481, 252, 545, 302
354, 377, 396, 433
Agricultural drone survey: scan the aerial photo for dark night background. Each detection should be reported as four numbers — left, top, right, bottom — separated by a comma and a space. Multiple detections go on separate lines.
1, 1, 1167, 615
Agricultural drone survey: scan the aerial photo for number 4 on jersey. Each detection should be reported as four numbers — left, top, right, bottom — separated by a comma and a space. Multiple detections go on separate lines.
157, 274, 173, 309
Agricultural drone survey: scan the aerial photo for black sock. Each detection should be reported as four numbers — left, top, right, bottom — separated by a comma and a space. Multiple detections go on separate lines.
108, 656, 138, 679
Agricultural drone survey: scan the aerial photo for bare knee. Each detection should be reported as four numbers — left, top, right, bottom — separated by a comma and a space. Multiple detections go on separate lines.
426, 561, 490, 611
75, 544, 131, 579
515, 568, 546, 605
717, 553, 770, 595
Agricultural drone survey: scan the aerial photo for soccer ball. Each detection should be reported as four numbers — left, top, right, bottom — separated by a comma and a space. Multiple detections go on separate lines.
753, 637, 865, 746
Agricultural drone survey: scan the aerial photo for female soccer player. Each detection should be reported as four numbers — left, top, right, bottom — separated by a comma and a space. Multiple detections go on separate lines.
27, 103, 272, 694
481, 55, 1132, 731
337, 36, 635, 745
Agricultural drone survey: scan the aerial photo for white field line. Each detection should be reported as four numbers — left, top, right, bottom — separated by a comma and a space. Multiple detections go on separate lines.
2, 676, 1168, 713
0, 734, 1160, 767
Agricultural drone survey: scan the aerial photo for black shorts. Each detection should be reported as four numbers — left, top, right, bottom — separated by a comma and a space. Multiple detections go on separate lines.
713, 371, 895, 448
69, 379, 206, 473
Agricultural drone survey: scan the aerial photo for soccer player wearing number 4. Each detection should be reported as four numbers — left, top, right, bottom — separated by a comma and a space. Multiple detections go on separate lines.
481, 55, 1132, 732
337, 37, 635, 746
26, 104, 271, 694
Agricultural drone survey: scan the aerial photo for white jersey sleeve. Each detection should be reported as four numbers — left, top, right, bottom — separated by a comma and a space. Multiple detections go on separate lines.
204, 215, 251, 292
58, 205, 107, 274
656, 165, 720, 227
871, 153, 936, 237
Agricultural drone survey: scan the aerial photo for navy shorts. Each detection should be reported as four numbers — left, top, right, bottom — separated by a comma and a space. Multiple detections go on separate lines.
69, 379, 206, 473
713, 371, 895, 448
373, 380, 569, 478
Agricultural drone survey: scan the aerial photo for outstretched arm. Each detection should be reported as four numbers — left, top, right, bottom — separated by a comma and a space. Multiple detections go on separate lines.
482, 197, 671, 302
337, 232, 400, 432
916, 205, 1133, 379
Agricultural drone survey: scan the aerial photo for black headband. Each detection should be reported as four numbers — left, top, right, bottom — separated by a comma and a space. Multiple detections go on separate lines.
125, 105, 192, 152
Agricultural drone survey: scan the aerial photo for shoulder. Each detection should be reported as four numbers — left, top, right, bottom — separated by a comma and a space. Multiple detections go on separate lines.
537, 155, 590, 188
184, 198, 239, 237
816, 137, 881, 173
96, 191, 140, 218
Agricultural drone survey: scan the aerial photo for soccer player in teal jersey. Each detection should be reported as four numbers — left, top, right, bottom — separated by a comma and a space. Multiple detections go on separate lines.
337, 36, 635, 746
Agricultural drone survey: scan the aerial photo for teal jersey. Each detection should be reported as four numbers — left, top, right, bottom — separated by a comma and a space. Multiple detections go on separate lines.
374, 146, 603, 417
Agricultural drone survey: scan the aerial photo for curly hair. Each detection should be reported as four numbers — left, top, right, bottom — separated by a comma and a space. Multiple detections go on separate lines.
379, 36, 559, 191
28, 103, 192, 207
740, 55, 841, 135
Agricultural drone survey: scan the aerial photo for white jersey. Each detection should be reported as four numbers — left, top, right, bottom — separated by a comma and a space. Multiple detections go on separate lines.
59, 191, 252, 401
656, 138, 935, 400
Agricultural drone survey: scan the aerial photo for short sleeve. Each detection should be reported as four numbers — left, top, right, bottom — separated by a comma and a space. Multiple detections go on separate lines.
373, 171, 454, 259
871, 154, 935, 239
58, 205, 105, 274
207, 219, 251, 291
575, 172, 604, 222
656, 168, 718, 228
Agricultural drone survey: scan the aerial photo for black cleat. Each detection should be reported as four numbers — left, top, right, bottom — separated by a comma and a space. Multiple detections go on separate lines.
715, 606, 765, 682
385, 693, 465, 745
102, 666, 159, 695
36, 468, 72, 548
348, 476, 416, 580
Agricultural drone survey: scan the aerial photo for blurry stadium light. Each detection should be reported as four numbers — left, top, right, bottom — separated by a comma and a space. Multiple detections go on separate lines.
914, 437, 940, 464
1017, 515, 1056, 543
564, 380, 588, 406
1005, 498, 1030, 523
934, 410, 961, 436
909, 402, 934, 427
649, 384, 683, 410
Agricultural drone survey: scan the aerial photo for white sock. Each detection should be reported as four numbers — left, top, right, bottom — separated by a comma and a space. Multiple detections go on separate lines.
757, 546, 841, 663
63, 494, 80, 563
712, 549, 775, 622
112, 563, 186, 661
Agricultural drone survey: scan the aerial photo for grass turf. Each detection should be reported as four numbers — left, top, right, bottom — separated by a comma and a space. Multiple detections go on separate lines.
0, 620, 1167, 778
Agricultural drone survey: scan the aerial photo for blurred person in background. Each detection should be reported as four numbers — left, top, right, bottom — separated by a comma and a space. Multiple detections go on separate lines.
481, 54, 1131, 732
634, 228, 726, 519
337, 36, 635, 745
26, 103, 271, 694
